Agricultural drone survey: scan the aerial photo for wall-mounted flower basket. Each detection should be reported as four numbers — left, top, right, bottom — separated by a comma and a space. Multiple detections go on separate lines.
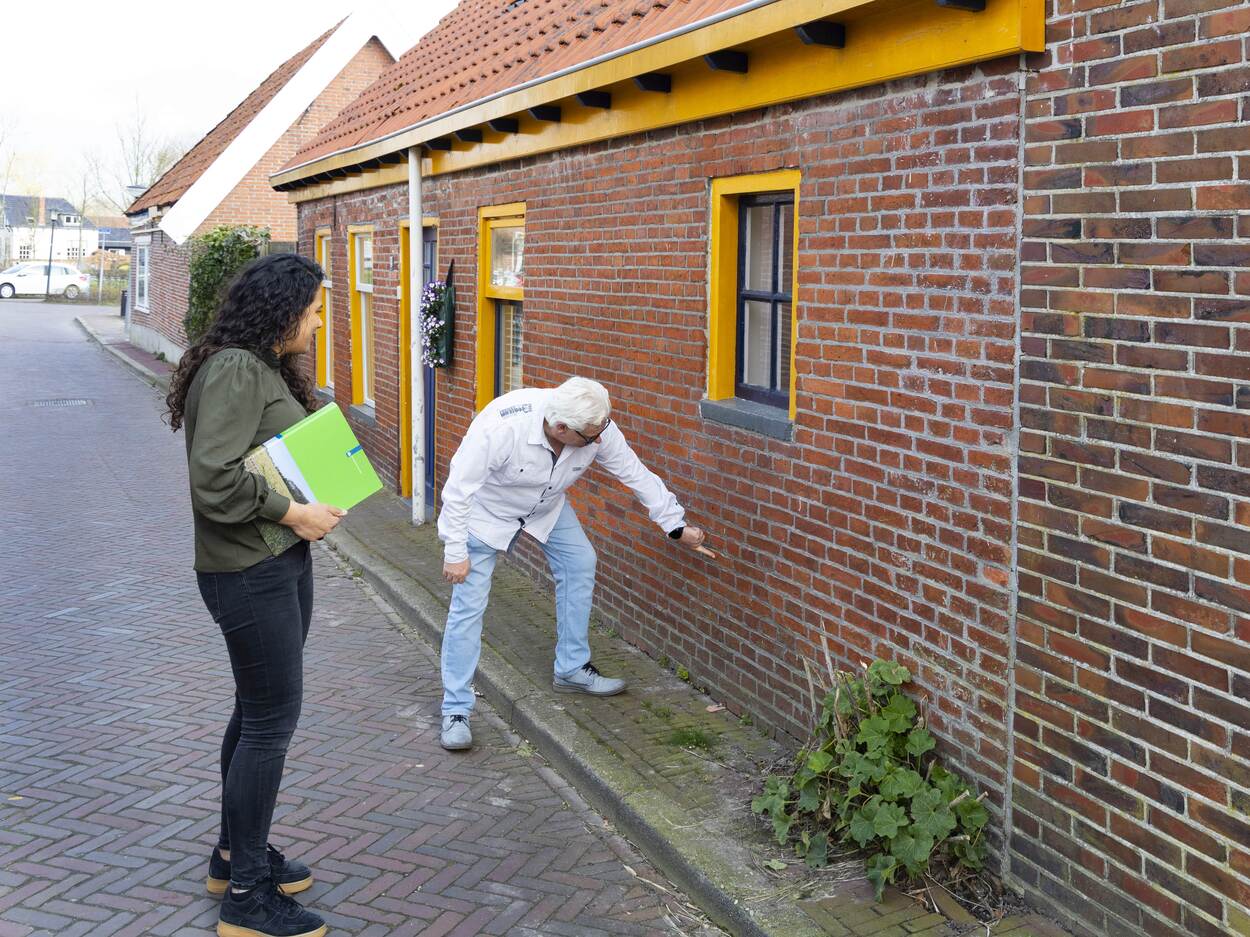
419, 260, 455, 368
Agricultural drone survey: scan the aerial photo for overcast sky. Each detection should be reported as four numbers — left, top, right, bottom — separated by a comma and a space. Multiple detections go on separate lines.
4, 0, 458, 211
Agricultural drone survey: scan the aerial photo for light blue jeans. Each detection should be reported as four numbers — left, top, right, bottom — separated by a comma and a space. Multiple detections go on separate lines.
441, 502, 596, 716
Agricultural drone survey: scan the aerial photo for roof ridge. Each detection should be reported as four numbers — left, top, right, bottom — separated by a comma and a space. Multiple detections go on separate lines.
127, 20, 343, 214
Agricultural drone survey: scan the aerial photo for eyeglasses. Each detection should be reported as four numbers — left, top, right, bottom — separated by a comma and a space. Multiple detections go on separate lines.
574, 417, 611, 445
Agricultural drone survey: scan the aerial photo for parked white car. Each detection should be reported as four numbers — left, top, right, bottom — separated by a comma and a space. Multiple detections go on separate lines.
0, 263, 90, 300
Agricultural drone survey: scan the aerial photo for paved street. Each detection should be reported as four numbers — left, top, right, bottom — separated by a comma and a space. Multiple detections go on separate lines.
0, 302, 703, 937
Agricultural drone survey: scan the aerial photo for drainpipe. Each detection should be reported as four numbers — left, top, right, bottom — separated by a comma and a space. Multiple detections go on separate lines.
408, 146, 428, 525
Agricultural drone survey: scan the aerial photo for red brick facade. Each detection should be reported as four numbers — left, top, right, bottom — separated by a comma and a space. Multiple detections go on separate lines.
294, 3, 1250, 932
301, 60, 1025, 850
1014, 0, 1250, 934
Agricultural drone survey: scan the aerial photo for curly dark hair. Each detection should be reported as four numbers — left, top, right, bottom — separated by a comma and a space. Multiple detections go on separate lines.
165, 253, 324, 431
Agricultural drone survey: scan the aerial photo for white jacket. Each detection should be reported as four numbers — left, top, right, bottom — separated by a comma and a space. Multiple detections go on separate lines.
438, 388, 686, 563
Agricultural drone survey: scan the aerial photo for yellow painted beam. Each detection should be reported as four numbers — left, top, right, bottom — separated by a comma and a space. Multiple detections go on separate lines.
274, 0, 1041, 189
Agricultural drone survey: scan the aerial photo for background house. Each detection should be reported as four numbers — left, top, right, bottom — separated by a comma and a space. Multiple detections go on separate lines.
1, 195, 98, 268
123, 14, 398, 361
272, 0, 1250, 934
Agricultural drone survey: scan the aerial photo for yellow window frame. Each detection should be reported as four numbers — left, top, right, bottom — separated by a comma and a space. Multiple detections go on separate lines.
475, 203, 526, 412
709, 170, 801, 421
347, 225, 375, 407
314, 228, 333, 389
399, 217, 439, 499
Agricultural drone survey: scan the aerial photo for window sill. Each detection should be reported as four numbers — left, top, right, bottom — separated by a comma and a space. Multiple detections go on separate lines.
349, 402, 377, 427
700, 397, 793, 441
314, 386, 335, 405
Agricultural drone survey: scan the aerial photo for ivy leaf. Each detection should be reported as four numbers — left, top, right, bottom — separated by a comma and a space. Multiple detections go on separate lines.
882, 693, 917, 733
880, 768, 925, 802
764, 858, 788, 871
906, 728, 937, 757
953, 837, 985, 870
796, 780, 822, 814
873, 802, 908, 839
868, 660, 910, 687
805, 832, 829, 869
751, 776, 789, 817
856, 716, 892, 753
849, 804, 879, 847
865, 854, 898, 902
956, 796, 990, 833
911, 787, 957, 841
889, 828, 935, 874
772, 810, 794, 846
807, 749, 834, 775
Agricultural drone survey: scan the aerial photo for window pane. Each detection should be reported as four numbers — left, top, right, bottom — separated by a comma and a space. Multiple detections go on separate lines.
741, 299, 772, 388
778, 202, 793, 297
743, 204, 773, 291
363, 294, 375, 402
497, 300, 523, 394
777, 302, 791, 394
358, 236, 372, 287
491, 226, 524, 288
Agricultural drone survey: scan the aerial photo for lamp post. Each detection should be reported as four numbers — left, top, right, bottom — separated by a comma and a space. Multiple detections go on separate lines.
44, 215, 59, 300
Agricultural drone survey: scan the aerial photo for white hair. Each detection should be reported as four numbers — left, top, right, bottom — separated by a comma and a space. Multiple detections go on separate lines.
547, 376, 611, 432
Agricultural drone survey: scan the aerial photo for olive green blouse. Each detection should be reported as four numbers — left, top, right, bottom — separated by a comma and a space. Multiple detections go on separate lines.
183, 348, 307, 572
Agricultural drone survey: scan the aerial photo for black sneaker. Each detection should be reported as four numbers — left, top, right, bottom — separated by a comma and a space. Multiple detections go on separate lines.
207, 845, 313, 897
217, 877, 326, 937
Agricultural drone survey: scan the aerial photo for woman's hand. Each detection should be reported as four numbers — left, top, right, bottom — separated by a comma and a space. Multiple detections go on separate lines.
281, 501, 346, 541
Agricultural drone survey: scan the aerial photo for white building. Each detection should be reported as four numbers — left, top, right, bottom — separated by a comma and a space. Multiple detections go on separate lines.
1, 196, 99, 267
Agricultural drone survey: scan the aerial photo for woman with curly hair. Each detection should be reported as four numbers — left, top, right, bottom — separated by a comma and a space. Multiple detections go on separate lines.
166, 252, 342, 937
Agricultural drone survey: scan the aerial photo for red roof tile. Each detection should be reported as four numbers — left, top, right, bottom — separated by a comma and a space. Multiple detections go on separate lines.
127, 23, 340, 214
284, 0, 747, 171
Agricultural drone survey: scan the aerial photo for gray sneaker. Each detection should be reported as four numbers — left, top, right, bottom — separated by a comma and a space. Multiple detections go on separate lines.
440, 715, 472, 751
553, 663, 626, 697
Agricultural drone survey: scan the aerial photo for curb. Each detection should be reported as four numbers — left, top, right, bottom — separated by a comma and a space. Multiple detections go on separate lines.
326, 522, 824, 937
74, 316, 170, 391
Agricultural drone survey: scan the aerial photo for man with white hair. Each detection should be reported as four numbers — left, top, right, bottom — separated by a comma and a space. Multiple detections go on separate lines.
436, 376, 707, 751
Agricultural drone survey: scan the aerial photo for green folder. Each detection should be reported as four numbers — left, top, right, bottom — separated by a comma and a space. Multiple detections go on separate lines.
268, 402, 383, 509
243, 403, 381, 556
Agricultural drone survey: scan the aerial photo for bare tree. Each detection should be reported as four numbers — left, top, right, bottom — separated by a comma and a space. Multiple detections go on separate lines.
92, 105, 188, 213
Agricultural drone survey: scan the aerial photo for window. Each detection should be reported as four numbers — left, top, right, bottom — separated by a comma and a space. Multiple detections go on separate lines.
736, 194, 793, 408
135, 244, 149, 307
348, 229, 375, 407
66, 247, 83, 259
708, 172, 800, 427
476, 204, 525, 410
18, 246, 31, 261
315, 231, 333, 389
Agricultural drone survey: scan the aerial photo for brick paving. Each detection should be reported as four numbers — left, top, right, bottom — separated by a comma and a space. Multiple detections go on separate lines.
0, 302, 706, 937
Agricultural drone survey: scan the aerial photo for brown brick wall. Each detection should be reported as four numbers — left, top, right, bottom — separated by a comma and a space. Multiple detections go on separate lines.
129, 229, 191, 349
299, 60, 1024, 857
1015, 0, 1250, 933
202, 39, 393, 240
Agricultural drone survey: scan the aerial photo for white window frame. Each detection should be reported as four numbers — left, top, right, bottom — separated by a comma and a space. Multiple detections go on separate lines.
353, 232, 374, 407
135, 243, 150, 309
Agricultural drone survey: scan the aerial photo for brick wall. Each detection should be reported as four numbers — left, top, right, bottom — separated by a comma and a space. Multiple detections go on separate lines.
299, 60, 1024, 851
1014, 0, 1250, 933
129, 229, 191, 352
202, 39, 393, 240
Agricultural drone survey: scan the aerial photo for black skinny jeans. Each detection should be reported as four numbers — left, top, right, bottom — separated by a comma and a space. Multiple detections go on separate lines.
196, 540, 313, 888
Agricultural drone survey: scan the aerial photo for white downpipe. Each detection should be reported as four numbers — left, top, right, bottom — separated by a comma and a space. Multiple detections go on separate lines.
408, 147, 428, 524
